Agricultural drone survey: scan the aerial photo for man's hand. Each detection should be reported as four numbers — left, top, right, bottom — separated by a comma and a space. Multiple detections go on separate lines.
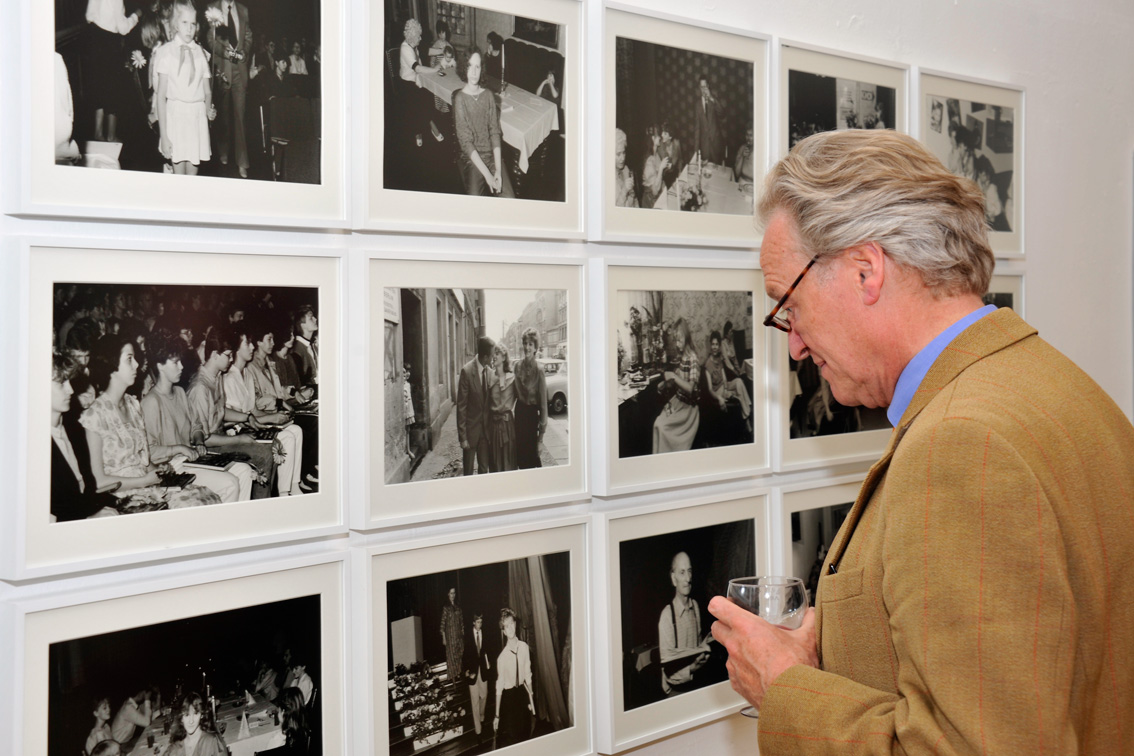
708, 597, 819, 709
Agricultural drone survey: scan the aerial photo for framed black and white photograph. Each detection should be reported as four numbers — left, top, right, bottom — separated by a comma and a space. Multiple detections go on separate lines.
365, 256, 585, 527
592, 493, 767, 752
13, 0, 346, 226
779, 42, 908, 156
596, 262, 769, 496
367, 521, 590, 756
13, 553, 346, 756
777, 476, 864, 606
919, 71, 1024, 257
365, 0, 583, 238
5, 242, 343, 579
601, 7, 768, 247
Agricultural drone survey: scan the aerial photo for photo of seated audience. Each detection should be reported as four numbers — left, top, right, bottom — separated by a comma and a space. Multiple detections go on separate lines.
50, 282, 321, 522
54, 0, 322, 182
383, 0, 566, 202
613, 37, 754, 215
47, 595, 323, 756
615, 290, 755, 458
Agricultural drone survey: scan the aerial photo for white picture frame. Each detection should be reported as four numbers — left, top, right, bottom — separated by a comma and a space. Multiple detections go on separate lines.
361, 252, 587, 528
592, 259, 770, 496
917, 69, 1025, 258
361, 0, 584, 238
779, 41, 909, 157
598, 4, 770, 248
7, 550, 348, 756
773, 475, 864, 582
361, 518, 591, 756
8, 0, 348, 228
3, 239, 345, 580
591, 490, 769, 753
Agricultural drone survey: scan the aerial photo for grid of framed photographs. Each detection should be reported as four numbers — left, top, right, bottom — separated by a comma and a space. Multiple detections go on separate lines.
1, 1, 1033, 754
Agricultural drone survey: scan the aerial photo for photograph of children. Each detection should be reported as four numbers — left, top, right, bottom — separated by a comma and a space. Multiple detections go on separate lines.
787, 69, 895, 148
790, 502, 852, 606
617, 518, 755, 711
923, 95, 1015, 232
614, 290, 754, 458
47, 594, 323, 756
54, 0, 323, 182
613, 37, 755, 215
382, 0, 565, 202
50, 282, 321, 523
385, 552, 574, 752
382, 288, 568, 484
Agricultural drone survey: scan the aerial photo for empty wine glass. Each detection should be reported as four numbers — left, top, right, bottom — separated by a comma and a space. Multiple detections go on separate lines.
726, 576, 809, 717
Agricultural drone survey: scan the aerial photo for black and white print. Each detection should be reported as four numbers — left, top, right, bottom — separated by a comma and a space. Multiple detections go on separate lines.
791, 502, 851, 605
787, 354, 889, 440
55, 0, 322, 181
924, 95, 1015, 232
385, 552, 574, 753
787, 69, 896, 148
618, 519, 754, 711
383, 288, 568, 484
613, 37, 755, 215
50, 282, 321, 523
383, 0, 566, 201
47, 594, 323, 756
615, 290, 754, 458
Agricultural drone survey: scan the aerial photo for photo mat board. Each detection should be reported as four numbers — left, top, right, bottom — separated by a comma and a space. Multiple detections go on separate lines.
779, 44, 908, 157
370, 523, 590, 756
368, 0, 583, 237
604, 265, 768, 494
368, 258, 585, 525
21, 0, 346, 226
599, 495, 766, 751
18, 245, 342, 576
19, 558, 346, 756
920, 71, 1024, 257
603, 8, 768, 246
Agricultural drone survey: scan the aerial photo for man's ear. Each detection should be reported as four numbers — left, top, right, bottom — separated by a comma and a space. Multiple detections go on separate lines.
845, 242, 886, 305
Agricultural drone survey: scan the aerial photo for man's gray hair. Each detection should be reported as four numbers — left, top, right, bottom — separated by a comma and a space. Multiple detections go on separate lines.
758, 130, 994, 297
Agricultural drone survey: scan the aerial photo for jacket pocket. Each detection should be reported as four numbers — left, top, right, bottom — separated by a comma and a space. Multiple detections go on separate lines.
818, 565, 864, 604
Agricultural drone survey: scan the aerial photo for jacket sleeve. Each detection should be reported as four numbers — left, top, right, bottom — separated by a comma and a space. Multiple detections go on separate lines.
456, 366, 469, 444
758, 419, 1076, 755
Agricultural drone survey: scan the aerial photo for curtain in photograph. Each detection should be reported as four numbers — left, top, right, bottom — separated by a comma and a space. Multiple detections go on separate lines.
507, 556, 570, 728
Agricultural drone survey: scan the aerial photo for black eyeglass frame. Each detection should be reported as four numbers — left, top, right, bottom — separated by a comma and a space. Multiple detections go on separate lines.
762, 255, 820, 333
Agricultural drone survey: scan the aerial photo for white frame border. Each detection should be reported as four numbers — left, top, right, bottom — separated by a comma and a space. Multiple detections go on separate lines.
358, 0, 585, 239
590, 257, 771, 497
3, 236, 348, 580
772, 473, 865, 579
7, 0, 348, 228
591, 488, 770, 753
915, 67, 1026, 258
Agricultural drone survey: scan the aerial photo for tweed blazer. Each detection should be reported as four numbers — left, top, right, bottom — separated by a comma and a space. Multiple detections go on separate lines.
758, 308, 1134, 755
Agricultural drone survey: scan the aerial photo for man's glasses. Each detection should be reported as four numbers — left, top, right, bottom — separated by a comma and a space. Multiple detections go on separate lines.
762, 255, 819, 333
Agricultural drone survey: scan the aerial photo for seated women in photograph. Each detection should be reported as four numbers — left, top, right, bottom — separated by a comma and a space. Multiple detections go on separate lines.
253, 659, 280, 702
80, 334, 221, 510
488, 343, 517, 473
718, 321, 744, 378
185, 329, 278, 499
140, 330, 253, 502
51, 354, 120, 522
454, 50, 515, 198
85, 696, 113, 756
652, 317, 700, 454
613, 128, 638, 208
640, 124, 671, 209
166, 692, 225, 756
223, 325, 304, 496
263, 686, 314, 755
703, 329, 752, 432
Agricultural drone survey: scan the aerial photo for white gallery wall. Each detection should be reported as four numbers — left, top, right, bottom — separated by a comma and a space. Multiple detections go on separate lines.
1, 0, 1132, 754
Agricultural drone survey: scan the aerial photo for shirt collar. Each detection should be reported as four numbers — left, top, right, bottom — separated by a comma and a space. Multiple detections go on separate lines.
887, 304, 996, 427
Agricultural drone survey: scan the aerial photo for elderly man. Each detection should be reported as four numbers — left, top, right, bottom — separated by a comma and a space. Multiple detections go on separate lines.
659, 551, 711, 696
710, 130, 1134, 754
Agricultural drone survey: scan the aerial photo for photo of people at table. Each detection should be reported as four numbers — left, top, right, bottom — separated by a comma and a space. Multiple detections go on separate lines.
923, 95, 1015, 232
50, 282, 320, 523
48, 594, 323, 756
615, 290, 754, 458
383, 287, 568, 485
787, 69, 895, 148
613, 37, 755, 215
55, 0, 322, 181
385, 551, 573, 753
383, 0, 565, 202
618, 519, 753, 712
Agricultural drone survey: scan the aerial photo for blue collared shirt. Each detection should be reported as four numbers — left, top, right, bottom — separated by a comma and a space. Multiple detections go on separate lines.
887, 304, 997, 427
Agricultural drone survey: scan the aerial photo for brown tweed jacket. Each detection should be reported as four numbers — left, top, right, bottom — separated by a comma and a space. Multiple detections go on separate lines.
759, 308, 1134, 755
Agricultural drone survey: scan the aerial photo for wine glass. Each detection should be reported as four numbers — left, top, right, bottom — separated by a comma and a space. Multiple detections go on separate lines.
726, 576, 809, 718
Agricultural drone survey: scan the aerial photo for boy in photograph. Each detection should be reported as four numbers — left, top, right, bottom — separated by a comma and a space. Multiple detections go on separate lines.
464, 612, 494, 741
